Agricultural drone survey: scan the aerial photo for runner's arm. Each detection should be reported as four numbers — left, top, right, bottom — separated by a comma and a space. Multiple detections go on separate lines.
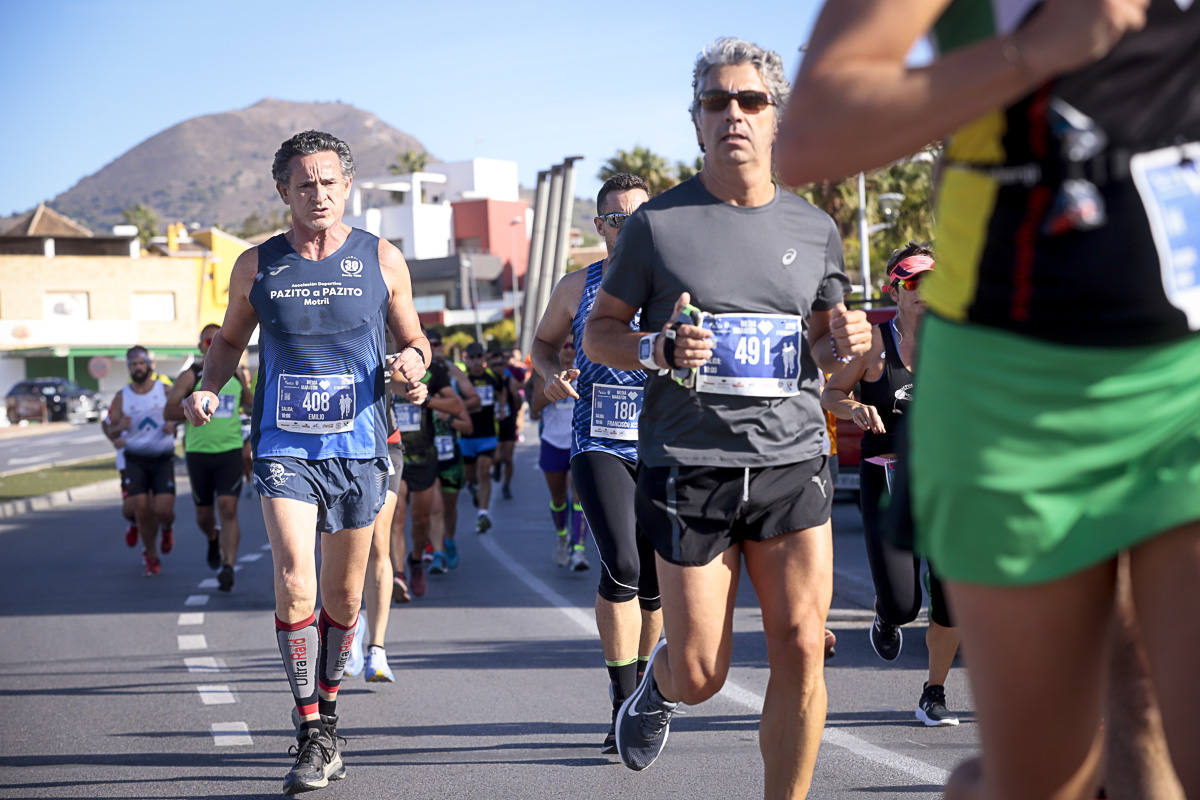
448, 363, 482, 413
527, 373, 551, 418
532, 271, 583, 400
103, 391, 127, 442
776, 0, 1148, 184
821, 330, 886, 433
163, 368, 197, 422
379, 239, 429, 385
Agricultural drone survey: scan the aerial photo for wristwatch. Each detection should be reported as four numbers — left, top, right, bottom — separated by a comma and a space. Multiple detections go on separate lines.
638, 332, 661, 371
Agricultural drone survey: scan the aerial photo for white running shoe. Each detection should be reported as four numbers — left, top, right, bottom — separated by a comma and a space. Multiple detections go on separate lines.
364, 645, 395, 683
344, 611, 366, 677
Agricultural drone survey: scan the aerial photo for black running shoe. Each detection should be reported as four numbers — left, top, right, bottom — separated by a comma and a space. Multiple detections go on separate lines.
615, 640, 679, 771
869, 613, 902, 662
501, 484, 513, 500
217, 564, 234, 592
206, 538, 221, 570
916, 682, 960, 727
283, 716, 345, 795
602, 706, 618, 754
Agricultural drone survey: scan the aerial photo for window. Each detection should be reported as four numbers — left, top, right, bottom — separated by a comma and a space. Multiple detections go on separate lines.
43, 291, 90, 320
131, 292, 176, 321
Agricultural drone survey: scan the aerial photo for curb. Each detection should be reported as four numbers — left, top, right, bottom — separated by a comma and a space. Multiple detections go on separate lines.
0, 478, 121, 520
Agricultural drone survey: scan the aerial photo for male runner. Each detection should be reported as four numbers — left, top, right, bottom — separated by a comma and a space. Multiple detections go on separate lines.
584, 39, 872, 796
488, 348, 523, 500
183, 129, 429, 796
101, 406, 137, 547
532, 172, 664, 753
460, 341, 506, 533
166, 323, 254, 590
779, 1, 1200, 796
106, 346, 179, 577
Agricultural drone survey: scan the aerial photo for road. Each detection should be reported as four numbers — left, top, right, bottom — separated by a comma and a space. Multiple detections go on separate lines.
0, 437, 975, 799
0, 423, 114, 474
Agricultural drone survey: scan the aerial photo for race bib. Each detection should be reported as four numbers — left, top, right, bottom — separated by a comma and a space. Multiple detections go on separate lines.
435, 434, 455, 460
276, 373, 355, 434
213, 393, 237, 419
476, 384, 495, 407
590, 384, 643, 441
695, 313, 804, 397
1131, 142, 1200, 329
393, 399, 423, 433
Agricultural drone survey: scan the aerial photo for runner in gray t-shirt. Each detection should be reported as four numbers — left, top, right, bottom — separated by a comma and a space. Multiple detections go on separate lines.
583, 37, 872, 797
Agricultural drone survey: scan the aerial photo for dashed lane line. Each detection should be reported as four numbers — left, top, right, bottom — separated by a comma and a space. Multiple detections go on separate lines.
177, 634, 208, 650
210, 722, 252, 746
178, 612, 204, 626
184, 594, 210, 606
184, 657, 227, 673
197, 685, 236, 705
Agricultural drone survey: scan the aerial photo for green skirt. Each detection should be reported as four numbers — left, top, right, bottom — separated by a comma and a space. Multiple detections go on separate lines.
911, 317, 1200, 586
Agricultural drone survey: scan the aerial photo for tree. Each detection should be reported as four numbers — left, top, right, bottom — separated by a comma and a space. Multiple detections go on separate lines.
598, 147, 678, 196
388, 150, 431, 204
236, 208, 290, 239
675, 156, 704, 183
483, 319, 516, 348
121, 203, 159, 248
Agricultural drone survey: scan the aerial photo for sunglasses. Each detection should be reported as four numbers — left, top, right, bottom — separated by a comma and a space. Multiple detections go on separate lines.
597, 212, 630, 230
893, 277, 922, 291
202, 337, 213, 346
698, 89, 775, 114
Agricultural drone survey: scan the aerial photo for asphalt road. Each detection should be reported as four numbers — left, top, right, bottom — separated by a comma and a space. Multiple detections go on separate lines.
0, 437, 976, 800
0, 423, 114, 474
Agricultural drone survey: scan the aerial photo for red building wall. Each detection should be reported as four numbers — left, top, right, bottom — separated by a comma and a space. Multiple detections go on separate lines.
451, 199, 529, 292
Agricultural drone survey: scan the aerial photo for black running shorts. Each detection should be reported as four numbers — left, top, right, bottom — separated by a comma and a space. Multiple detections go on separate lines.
636, 456, 833, 567
122, 452, 176, 497
186, 449, 244, 506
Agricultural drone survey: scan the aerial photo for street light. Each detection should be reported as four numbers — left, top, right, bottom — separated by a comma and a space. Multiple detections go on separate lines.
856, 175, 906, 308
463, 253, 484, 343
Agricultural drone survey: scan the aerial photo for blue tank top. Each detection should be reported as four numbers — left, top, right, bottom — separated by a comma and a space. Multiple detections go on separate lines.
249, 228, 390, 460
570, 260, 645, 463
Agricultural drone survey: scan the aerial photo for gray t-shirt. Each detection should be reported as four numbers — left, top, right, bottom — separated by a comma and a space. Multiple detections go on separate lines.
600, 176, 849, 468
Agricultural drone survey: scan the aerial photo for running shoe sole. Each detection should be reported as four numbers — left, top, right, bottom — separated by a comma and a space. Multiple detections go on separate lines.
915, 707, 960, 727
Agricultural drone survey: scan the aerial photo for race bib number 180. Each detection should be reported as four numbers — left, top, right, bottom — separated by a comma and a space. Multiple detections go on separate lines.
590, 384, 643, 441
276, 374, 355, 434
1131, 142, 1200, 330
695, 313, 804, 397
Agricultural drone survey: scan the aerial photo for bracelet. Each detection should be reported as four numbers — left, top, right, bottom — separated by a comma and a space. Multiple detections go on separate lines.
830, 334, 853, 365
404, 345, 426, 366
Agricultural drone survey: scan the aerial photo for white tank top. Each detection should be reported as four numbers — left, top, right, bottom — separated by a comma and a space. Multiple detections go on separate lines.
541, 397, 574, 450
121, 381, 174, 456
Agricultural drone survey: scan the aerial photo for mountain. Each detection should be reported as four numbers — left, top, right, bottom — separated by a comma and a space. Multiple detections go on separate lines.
47, 98, 431, 233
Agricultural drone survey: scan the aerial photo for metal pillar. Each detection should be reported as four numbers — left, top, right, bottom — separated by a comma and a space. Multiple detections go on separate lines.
519, 170, 550, 353
540, 156, 582, 325
532, 165, 564, 336
857, 172, 872, 309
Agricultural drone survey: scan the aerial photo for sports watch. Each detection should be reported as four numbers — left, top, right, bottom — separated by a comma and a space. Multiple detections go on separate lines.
638, 332, 661, 371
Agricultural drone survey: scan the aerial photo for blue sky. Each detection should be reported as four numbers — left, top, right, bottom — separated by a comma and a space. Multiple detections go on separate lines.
2, 1, 926, 217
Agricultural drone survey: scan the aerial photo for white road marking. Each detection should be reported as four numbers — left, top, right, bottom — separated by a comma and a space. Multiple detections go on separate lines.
177, 613, 204, 626
480, 532, 951, 787
177, 634, 208, 650
210, 722, 252, 746
8, 452, 64, 465
74, 434, 107, 444
197, 685, 236, 705
237, 552, 263, 562
185, 657, 227, 673
261, 543, 272, 551
198, 578, 218, 589
184, 594, 210, 606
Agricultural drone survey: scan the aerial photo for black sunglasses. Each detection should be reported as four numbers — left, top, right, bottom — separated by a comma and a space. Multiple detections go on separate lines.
698, 89, 775, 114
596, 212, 631, 230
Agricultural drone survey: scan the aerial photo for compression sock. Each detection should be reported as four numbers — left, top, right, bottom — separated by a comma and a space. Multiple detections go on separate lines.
275, 613, 320, 731
550, 500, 567, 532
606, 656, 639, 705
570, 502, 586, 547
316, 609, 356, 718
637, 656, 650, 685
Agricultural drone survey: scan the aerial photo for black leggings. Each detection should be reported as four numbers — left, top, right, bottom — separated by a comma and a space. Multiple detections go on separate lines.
570, 451, 661, 610
860, 460, 952, 628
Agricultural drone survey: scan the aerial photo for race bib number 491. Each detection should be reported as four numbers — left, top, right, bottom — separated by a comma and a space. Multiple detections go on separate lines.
1132, 142, 1200, 329
276, 374, 355, 434
695, 313, 804, 397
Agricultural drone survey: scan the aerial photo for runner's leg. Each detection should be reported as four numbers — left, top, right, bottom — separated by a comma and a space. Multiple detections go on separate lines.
365, 491, 397, 649
216, 495, 240, 568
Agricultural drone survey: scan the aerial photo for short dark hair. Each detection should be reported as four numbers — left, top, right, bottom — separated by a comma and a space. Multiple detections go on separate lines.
272, 130, 356, 185
126, 345, 151, 362
596, 173, 650, 215
885, 241, 934, 275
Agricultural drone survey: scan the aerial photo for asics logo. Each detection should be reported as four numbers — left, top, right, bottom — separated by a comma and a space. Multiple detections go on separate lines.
781, 248, 797, 265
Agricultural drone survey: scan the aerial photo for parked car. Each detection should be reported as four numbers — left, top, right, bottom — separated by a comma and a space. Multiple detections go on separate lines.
5, 378, 107, 424
831, 305, 898, 502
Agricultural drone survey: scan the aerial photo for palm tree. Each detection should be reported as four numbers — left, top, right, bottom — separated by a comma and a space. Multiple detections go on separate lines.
387, 150, 431, 202
598, 147, 677, 195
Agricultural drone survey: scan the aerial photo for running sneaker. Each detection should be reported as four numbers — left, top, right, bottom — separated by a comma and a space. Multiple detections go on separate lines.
160, 527, 174, 555
142, 551, 161, 577
124, 523, 138, 548
364, 645, 395, 682
206, 538, 221, 570
476, 512, 492, 534
916, 682, 960, 727
282, 716, 345, 796
501, 484, 513, 500
409, 560, 427, 598
217, 564, 235, 592
422, 542, 434, 563
615, 640, 679, 771
344, 611, 366, 677
554, 534, 571, 567
602, 706, 619, 754
569, 546, 590, 572
869, 613, 902, 662
392, 572, 412, 604
444, 539, 459, 569
429, 551, 448, 575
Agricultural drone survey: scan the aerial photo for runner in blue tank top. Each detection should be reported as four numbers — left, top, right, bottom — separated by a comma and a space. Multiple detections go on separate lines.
183, 130, 429, 797
530, 174, 663, 755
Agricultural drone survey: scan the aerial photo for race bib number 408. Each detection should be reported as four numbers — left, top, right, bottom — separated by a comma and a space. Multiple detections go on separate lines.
276, 374, 355, 434
695, 313, 804, 397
